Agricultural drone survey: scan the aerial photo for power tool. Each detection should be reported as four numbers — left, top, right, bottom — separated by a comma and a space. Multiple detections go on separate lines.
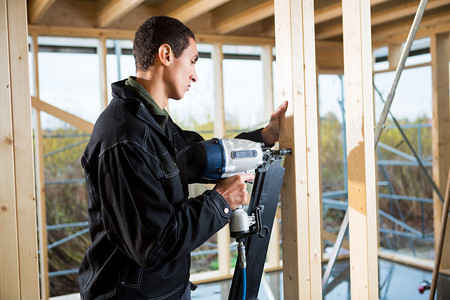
190, 138, 291, 300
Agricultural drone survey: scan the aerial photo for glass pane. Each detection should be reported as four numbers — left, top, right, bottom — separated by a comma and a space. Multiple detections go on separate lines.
37, 37, 102, 124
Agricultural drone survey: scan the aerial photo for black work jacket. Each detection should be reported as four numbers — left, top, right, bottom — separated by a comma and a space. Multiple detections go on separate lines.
79, 80, 265, 299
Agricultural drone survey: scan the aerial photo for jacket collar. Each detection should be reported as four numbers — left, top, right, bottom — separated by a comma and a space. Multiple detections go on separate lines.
111, 80, 175, 151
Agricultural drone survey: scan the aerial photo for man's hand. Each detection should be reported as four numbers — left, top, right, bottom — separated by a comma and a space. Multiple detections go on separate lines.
214, 173, 255, 210
261, 101, 288, 145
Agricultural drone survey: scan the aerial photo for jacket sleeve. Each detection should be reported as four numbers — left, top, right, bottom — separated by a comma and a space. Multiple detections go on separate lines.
235, 128, 274, 147
95, 142, 231, 268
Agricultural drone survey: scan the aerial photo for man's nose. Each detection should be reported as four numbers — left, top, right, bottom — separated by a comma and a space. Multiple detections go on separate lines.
191, 69, 198, 82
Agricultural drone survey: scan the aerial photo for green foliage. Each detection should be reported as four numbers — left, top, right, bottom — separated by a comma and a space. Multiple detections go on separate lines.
40, 128, 90, 296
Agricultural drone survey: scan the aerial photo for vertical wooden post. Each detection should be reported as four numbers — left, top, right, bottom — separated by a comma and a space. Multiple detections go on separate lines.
98, 36, 109, 110
261, 44, 274, 122
274, 0, 322, 298
262, 43, 279, 269
31, 33, 50, 300
212, 42, 231, 275
0, 1, 21, 298
388, 43, 403, 70
0, 0, 40, 298
342, 0, 379, 299
430, 33, 450, 271
212, 43, 226, 138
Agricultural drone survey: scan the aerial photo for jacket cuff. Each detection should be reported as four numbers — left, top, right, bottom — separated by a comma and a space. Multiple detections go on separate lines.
235, 128, 274, 148
204, 189, 232, 220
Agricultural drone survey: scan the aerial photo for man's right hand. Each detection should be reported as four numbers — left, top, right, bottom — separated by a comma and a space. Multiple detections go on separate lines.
214, 173, 255, 210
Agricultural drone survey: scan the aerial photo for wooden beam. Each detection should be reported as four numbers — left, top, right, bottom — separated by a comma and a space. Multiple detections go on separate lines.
316, 0, 450, 40
314, 0, 394, 25
261, 44, 275, 121
211, 42, 230, 276
372, 8, 450, 44
378, 250, 450, 276
158, 0, 231, 23
31, 97, 94, 133
5, 0, 40, 298
373, 19, 450, 48
30, 33, 50, 300
27, 0, 55, 23
372, 0, 449, 25
28, 24, 136, 39
98, 0, 146, 28
0, 0, 21, 298
388, 43, 402, 70
212, 43, 225, 138
213, 0, 274, 34
342, 0, 379, 299
98, 36, 109, 110
430, 33, 450, 270
27, 25, 276, 46
316, 41, 344, 74
275, 0, 322, 298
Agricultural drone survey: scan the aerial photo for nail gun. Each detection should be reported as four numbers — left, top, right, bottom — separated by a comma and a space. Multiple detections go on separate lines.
190, 138, 291, 300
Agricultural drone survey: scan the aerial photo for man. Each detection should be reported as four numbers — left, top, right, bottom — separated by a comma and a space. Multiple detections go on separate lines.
79, 16, 287, 300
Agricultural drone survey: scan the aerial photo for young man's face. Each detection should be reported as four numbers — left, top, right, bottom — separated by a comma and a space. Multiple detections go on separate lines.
165, 37, 199, 100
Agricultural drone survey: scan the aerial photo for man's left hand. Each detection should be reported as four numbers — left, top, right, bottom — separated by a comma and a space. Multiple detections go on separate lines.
261, 101, 288, 145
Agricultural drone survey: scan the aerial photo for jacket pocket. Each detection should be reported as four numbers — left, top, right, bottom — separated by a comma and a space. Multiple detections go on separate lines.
120, 260, 143, 288
159, 151, 179, 179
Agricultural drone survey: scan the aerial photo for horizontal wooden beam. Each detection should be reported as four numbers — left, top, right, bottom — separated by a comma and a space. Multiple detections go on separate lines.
314, 0, 393, 25
372, 8, 450, 44
316, 0, 450, 40
158, 0, 230, 23
378, 250, 450, 276
196, 33, 274, 45
98, 0, 146, 28
31, 97, 94, 133
213, 0, 274, 34
27, 0, 55, 23
28, 24, 275, 45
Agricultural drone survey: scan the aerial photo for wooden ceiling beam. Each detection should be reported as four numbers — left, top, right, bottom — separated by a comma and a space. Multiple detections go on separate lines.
28, 0, 56, 23
314, 0, 393, 24
98, 0, 147, 28
158, 0, 231, 23
372, 0, 450, 26
213, 0, 274, 34
316, 0, 450, 40
372, 8, 450, 44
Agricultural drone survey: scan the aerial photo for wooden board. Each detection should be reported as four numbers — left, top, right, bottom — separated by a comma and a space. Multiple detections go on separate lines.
6, 0, 40, 298
341, 0, 379, 298
274, 0, 322, 298
0, 0, 21, 298
430, 33, 450, 270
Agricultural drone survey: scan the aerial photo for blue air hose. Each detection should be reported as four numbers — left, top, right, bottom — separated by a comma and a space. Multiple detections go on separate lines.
242, 268, 246, 300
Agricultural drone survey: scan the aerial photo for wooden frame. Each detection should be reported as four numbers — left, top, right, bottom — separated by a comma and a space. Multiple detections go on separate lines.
430, 32, 450, 272
274, 0, 322, 298
342, 0, 379, 298
31, 33, 50, 300
1, 0, 39, 298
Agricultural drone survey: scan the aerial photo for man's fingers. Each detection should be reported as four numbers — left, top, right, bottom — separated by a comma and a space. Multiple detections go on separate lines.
275, 101, 288, 114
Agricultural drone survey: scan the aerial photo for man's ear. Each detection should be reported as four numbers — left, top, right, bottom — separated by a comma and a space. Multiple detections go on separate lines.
158, 44, 172, 67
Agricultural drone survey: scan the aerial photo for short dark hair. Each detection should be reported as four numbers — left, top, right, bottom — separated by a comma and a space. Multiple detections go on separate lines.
133, 16, 195, 71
